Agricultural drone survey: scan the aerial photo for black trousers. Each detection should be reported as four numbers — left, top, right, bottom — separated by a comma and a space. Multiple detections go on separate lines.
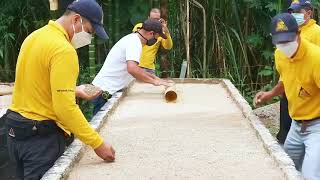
4, 111, 66, 180
277, 94, 292, 144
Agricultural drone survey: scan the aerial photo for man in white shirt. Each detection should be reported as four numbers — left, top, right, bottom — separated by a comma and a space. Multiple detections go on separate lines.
92, 19, 171, 115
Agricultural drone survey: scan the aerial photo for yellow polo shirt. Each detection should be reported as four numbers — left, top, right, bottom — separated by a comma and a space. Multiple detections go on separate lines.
10, 20, 103, 149
133, 23, 173, 70
300, 19, 320, 46
275, 38, 320, 120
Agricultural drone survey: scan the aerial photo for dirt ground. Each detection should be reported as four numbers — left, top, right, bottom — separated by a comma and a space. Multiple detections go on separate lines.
254, 102, 280, 137
67, 82, 285, 180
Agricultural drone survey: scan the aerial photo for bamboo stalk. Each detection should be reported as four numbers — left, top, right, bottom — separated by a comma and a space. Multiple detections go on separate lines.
88, 37, 96, 79
49, 0, 58, 11
114, 0, 120, 41
163, 85, 177, 102
190, 0, 206, 78
49, 0, 58, 19
186, 0, 190, 78
107, 0, 113, 46
153, 0, 160, 7
160, 0, 169, 78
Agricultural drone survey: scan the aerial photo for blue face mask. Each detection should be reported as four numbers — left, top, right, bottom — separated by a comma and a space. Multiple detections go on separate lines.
292, 13, 305, 26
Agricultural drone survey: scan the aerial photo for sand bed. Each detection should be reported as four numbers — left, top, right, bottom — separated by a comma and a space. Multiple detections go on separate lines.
67, 82, 285, 180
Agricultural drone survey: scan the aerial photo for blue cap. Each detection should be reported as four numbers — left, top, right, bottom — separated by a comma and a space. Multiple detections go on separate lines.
288, 0, 312, 11
270, 13, 298, 44
68, 0, 108, 39
142, 19, 167, 39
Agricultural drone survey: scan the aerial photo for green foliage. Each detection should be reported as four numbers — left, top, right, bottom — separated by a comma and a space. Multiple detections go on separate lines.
2, 0, 320, 111
0, 0, 49, 82
77, 64, 103, 120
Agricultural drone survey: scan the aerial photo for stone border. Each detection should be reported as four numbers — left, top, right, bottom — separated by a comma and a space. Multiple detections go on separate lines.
41, 91, 127, 180
221, 79, 301, 180
42, 79, 301, 180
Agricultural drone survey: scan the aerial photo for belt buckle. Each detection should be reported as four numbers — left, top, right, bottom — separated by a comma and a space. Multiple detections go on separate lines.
300, 121, 308, 133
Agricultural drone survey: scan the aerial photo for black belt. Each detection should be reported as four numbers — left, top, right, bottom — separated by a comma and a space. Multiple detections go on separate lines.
4, 110, 60, 140
295, 117, 320, 133
295, 117, 320, 124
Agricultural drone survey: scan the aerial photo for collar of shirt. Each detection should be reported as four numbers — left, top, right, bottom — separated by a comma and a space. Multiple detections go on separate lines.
48, 20, 70, 41
288, 38, 307, 62
300, 19, 316, 31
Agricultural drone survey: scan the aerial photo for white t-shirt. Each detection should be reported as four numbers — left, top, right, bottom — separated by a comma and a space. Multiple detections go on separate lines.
92, 33, 142, 94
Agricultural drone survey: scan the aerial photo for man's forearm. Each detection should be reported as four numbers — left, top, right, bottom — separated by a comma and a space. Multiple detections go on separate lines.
130, 67, 155, 85
161, 32, 173, 49
270, 81, 285, 97
148, 72, 161, 80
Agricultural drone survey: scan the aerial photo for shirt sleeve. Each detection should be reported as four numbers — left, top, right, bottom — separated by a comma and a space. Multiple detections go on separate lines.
161, 32, 173, 50
50, 50, 103, 149
274, 50, 283, 82
313, 59, 320, 88
126, 36, 142, 63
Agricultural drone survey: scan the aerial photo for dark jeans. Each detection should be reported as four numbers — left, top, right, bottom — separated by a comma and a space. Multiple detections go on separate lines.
4, 111, 66, 180
92, 94, 108, 116
277, 94, 292, 144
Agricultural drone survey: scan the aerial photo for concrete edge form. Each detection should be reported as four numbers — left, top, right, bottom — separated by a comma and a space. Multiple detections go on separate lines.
41, 91, 126, 180
221, 79, 302, 180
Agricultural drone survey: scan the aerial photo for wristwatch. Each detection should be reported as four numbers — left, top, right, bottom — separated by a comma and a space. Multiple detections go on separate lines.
102, 91, 112, 100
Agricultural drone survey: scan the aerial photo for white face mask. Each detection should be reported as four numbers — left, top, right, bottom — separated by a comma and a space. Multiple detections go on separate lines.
292, 13, 305, 26
71, 18, 92, 49
276, 39, 299, 58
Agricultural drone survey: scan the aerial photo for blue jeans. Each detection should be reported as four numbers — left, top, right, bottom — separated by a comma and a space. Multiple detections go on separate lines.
91, 94, 107, 116
284, 119, 320, 180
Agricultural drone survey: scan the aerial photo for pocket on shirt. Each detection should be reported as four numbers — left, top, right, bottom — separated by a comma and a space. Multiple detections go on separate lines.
297, 82, 317, 98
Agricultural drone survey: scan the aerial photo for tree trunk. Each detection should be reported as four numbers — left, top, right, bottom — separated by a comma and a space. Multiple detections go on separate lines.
160, 0, 169, 78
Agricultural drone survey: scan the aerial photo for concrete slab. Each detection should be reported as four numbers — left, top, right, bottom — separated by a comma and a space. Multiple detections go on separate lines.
63, 81, 297, 180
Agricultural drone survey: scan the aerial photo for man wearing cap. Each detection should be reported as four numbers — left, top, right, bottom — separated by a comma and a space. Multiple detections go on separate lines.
3, 0, 115, 179
266, 13, 320, 179
132, 8, 173, 75
254, 0, 320, 144
91, 19, 172, 115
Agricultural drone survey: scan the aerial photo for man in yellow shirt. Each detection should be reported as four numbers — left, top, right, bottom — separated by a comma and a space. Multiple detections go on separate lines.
3, 0, 115, 179
132, 8, 173, 75
258, 13, 320, 179
254, 0, 320, 144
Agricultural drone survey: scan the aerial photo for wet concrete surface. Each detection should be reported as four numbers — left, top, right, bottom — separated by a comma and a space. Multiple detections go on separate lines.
67, 83, 285, 180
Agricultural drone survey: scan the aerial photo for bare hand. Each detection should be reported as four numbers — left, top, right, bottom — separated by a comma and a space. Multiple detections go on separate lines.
94, 142, 115, 162
164, 79, 175, 87
76, 84, 102, 101
160, 18, 169, 33
153, 79, 173, 87
253, 91, 273, 107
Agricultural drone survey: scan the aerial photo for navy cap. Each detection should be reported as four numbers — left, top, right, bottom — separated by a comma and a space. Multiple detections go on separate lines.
142, 19, 167, 39
270, 13, 298, 44
288, 0, 312, 11
68, 0, 108, 39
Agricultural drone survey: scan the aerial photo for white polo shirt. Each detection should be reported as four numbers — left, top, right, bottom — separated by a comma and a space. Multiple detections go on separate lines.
92, 33, 142, 94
